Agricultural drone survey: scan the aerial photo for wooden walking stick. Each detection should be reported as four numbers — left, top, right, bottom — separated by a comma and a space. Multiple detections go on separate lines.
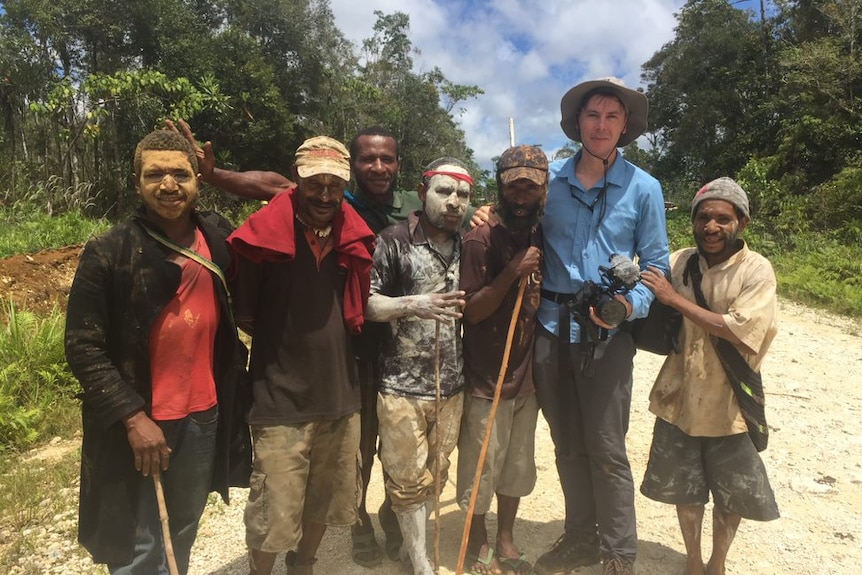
153, 470, 180, 575
455, 277, 528, 575
433, 319, 442, 573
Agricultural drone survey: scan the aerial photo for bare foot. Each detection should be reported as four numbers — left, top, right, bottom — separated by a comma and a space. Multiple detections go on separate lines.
705, 557, 726, 575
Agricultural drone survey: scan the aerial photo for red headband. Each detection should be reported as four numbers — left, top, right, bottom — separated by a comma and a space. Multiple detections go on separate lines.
422, 170, 474, 186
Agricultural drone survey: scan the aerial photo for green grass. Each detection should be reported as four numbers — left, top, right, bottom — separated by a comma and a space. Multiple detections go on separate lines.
0, 301, 81, 451
769, 233, 862, 317
0, 446, 101, 574
0, 204, 110, 259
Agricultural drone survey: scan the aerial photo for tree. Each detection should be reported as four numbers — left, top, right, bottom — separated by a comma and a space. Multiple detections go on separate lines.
348, 11, 483, 185
642, 0, 778, 191
769, 0, 862, 193
1, 1, 480, 220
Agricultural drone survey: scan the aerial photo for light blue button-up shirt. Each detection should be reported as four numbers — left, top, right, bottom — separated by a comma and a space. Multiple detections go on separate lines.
538, 150, 670, 342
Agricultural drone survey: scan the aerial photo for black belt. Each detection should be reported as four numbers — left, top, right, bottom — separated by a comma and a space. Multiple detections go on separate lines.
541, 289, 575, 304
542, 289, 604, 376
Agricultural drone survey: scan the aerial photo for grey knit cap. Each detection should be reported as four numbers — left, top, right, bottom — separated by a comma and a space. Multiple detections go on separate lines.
691, 177, 750, 219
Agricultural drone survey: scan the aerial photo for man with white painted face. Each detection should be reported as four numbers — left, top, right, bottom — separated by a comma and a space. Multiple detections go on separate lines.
532, 78, 670, 575
640, 178, 779, 575
227, 136, 376, 575
364, 157, 472, 575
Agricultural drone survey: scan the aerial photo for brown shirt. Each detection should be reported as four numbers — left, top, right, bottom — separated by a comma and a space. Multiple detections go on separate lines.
233, 230, 360, 425
460, 220, 542, 400
649, 244, 778, 436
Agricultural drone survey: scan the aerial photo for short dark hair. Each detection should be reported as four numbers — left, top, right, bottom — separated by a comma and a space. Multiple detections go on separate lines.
349, 126, 400, 163
421, 157, 471, 188
578, 87, 627, 116
133, 130, 198, 177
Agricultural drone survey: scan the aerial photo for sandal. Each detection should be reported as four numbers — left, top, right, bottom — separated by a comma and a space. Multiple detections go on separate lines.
351, 527, 384, 567
497, 553, 534, 575
468, 546, 503, 575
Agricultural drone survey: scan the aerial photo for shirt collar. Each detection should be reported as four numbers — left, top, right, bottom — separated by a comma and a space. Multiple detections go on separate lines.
561, 149, 628, 192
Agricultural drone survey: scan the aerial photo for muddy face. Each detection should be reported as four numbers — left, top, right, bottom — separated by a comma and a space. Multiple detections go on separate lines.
136, 150, 199, 223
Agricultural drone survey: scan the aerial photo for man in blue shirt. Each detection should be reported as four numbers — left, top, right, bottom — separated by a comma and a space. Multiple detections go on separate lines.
533, 78, 670, 575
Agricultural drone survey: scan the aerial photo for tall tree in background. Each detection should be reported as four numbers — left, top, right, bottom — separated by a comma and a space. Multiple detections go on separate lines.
0, 1, 480, 217
770, 0, 862, 193
339, 10, 483, 186
642, 0, 778, 200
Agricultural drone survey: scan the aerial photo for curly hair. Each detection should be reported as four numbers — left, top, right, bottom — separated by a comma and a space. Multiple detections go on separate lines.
133, 129, 199, 177
349, 126, 400, 163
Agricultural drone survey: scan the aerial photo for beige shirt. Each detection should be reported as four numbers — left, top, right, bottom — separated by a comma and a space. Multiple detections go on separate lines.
648, 243, 778, 437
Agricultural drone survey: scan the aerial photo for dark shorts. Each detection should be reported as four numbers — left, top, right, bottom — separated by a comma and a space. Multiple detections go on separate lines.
640, 417, 779, 521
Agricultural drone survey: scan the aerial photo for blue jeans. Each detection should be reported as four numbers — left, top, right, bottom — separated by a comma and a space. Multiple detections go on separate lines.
109, 409, 218, 575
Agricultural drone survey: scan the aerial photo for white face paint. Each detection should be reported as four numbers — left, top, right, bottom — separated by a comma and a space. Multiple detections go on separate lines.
421, 164, 471, 233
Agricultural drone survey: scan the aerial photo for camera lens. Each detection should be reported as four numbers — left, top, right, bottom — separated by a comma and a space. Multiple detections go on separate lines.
596, 296, 627, 326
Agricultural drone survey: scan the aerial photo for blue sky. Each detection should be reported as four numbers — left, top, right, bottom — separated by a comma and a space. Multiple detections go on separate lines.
328, 0, 770, 168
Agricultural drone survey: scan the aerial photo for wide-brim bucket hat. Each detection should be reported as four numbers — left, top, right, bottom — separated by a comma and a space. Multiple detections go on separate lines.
560, 77, 649, 147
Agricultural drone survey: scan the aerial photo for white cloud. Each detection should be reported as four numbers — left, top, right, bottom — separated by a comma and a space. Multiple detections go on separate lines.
327, 0, 694, 168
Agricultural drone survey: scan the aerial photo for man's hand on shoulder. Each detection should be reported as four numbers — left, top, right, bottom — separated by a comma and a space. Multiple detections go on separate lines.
470, 203, 498, 228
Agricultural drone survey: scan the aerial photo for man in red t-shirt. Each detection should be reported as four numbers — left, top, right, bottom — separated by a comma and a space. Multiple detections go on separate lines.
66, 129, 250, 575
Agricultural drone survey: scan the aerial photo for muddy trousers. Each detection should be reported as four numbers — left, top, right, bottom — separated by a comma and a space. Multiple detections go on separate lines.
533, 325, 637, 563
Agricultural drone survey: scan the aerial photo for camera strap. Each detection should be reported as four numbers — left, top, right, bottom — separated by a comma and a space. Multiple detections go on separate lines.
554, 294, 604, 378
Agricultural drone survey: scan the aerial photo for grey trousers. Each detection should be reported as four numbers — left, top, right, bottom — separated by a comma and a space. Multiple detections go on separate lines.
533, 325, 637, 562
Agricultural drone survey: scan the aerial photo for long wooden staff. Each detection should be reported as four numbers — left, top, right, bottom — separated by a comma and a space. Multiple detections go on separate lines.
153, 471, 180, 575
433, 319, 442, 573
455, 277, 528, 575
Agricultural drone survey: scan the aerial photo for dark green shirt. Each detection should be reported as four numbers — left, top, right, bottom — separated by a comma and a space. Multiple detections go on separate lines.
345, 189, 422, 234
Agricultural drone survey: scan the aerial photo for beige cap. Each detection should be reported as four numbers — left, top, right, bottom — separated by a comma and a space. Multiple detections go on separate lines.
295, 136, 351, 181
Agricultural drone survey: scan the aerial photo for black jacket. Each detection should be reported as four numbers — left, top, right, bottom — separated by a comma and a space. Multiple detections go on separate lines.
65, 208, 250, 565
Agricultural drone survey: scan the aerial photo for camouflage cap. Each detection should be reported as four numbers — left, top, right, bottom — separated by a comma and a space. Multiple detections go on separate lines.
497, 145, 549, 186
691, 177, 750, 220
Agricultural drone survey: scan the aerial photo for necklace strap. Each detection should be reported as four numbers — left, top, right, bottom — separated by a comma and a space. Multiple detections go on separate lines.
295, 213, 332, 237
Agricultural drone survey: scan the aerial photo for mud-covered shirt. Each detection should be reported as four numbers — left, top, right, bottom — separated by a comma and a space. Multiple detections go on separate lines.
370, 211, 464, 399
648, 244, 777, 437
461, 220, 542, 400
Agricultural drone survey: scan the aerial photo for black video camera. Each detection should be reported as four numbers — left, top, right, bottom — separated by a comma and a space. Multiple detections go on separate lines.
573, 254, 640, 327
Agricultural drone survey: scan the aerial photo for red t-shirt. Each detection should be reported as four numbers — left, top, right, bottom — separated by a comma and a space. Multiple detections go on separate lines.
149, 228, 219, 421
